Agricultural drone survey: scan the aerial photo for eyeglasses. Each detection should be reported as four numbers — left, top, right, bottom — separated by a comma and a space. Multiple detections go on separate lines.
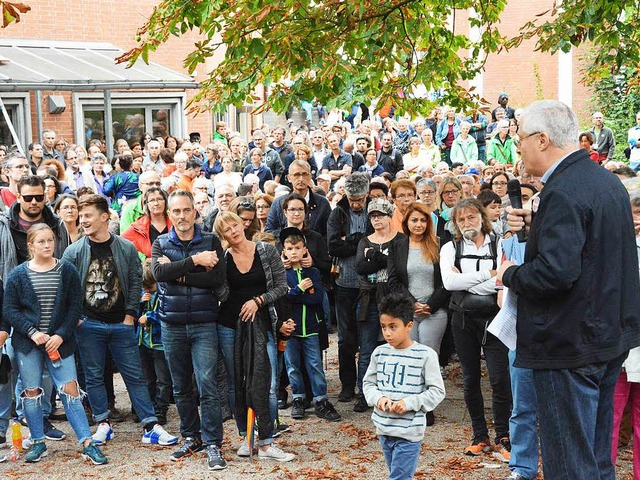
147, 197, 165, 204
22, 194, 45, 202
419, 190, 436, 196
289, 172, 310, 179
520, 132, 542, 142
286, 208, 305, 214
369, 213, 388, 220
442, 190, 460, 196
492, 181, 508, 187
60, 205, 78, 210
45, 184, 56, 190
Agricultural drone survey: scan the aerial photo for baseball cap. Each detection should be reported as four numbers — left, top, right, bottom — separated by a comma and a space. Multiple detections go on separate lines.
367, 198, 394, 217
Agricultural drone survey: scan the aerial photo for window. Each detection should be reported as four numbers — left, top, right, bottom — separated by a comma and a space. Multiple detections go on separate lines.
73, 92, 185, 149
0, 94, 30, 151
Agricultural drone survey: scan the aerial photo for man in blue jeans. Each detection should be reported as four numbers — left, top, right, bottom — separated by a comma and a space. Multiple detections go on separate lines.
63, 195, 177, 449
151, 190, 228, 471
499, 100, 640, 480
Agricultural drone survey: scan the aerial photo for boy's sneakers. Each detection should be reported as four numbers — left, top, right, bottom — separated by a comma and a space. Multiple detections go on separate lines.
82, 442, 108, 465
493, 437, 511, 463
272, 418, 290, 438
44, 418, 66, 441
291, 398, 305, 419
142, 424, 178, 446
315, 399, 341, 422
170, 436, 203, 461
353, 396, 369, 412
464, 438, 492, 456
258, 445, 295, 462
24, 441, 48, 463
92, 422, 114, 445
205, 444, 227, 470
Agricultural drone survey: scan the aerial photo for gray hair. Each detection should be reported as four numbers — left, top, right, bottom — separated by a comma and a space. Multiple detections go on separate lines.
3, 152, 27, 170
344, 172, 370, 197
459, 121, 472, 130
521, 100, 579, 149
416, 178, 437, 191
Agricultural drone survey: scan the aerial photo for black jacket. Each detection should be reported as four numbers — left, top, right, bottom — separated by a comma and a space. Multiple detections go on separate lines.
387, 236, 450, 313
327, 196, 374, 259
503, 149, 640, 369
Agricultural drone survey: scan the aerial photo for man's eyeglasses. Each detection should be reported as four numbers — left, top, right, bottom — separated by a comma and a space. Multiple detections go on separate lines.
22, 194, 45, 202
288, 172, 310, 179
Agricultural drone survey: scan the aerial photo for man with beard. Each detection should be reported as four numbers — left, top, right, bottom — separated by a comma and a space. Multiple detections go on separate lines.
63, 194, 178, 449
440, 198, 512, 462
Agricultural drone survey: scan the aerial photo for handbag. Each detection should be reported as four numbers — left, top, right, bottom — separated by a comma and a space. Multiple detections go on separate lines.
449, 291, 499, 317
0, 346, 12, 385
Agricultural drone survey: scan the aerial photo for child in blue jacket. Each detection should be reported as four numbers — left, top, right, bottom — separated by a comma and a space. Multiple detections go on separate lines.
280, 227, 341, 423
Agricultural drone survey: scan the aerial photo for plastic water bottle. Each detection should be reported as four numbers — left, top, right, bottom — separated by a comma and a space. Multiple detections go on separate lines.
48, 349, 62, 368
10, 419, 23, 459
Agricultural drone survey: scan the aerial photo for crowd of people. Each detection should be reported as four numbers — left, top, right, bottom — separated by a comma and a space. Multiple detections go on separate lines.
0, 95, 638, 479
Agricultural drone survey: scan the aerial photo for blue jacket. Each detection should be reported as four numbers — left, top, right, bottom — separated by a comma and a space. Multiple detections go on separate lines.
103, 171, 140, 213
63, 235, 142, 317
3, 260, 82, 358
285, 267, 324, 337
503, 149, 640, 369
435, 118, 461, 147
151, 225, 226, 325
200, 160, 223, 179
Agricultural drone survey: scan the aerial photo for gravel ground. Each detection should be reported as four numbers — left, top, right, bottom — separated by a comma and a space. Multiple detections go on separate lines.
0, 336, 633, 479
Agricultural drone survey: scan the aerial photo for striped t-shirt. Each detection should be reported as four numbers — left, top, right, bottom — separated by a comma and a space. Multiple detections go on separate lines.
362, 341, 446, 442
27, 259, 62, 332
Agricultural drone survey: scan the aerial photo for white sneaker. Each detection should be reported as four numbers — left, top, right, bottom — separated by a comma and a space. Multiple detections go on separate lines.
92, 422, 114, 445
142, 424, 178, 446
237, 440, 251, 457
258, 445, 295, 462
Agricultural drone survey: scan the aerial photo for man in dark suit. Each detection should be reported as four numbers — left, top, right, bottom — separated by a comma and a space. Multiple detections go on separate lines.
498, 100, 640, 480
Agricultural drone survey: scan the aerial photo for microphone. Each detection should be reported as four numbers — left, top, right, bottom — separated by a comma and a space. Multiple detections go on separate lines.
507, 178, 527, 242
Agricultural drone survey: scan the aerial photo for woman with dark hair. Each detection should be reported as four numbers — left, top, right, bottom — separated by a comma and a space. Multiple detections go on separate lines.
103, 154, 140, 214
579, 131, 600, 163
54, 195, 83, 243
201, 144, 223, 179
243, 148, 273, 191
214, 211, 295, 461
489, 172, 509, 202
164, 136, 179, 153
228, 196, 260, 241
3, 224, 107, 465
140, 133, 152, 154
121, 187, 171, 261
43, 174, 62, 205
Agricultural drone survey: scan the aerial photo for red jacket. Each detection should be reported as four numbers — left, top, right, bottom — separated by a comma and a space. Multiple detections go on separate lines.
122, 214, 172, 259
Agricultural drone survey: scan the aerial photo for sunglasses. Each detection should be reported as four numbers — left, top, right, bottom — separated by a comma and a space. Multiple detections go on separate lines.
239, 200, 256, 209
22, 194, 45, 202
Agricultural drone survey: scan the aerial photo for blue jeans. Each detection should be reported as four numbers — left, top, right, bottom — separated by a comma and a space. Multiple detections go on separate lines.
162, 321, 222, 446
477, 144, 486, 163
17, 349, 91, 444
508, 350, 538, 479
75, 318, 157, 425
217, 324, 240, 433
5, 338, 53, 419
335, 285, 359, 392
379, 435, 422, 480
356, 298, 381, 394
533, 353, 625, 480
284, 336, 327, 402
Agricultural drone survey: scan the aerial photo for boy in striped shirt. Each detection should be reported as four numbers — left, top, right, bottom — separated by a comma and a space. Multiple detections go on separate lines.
363, 293, 446, 479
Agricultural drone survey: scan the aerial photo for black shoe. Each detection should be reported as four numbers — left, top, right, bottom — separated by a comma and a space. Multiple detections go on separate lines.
291, 398, 305, 419
205, 444, 227, 471
353, 396, 369, 413
337, 388, 355, 402
277, 398, 288, 410
426, 411, 435, 426
156, 412, 167, 426
109, 403, 126, 423
315, 399, 341, 422
170, 436, 203, 461
48, 409, 67, 422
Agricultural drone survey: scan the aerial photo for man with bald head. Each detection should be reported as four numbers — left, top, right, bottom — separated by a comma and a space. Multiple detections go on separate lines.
202, 183, 237, 232
119, 171, 162, 232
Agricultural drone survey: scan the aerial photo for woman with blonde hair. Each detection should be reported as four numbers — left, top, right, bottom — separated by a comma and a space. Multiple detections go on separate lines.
214, 211, 295, 461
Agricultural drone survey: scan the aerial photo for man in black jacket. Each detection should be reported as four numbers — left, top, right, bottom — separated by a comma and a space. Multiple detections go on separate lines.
152, 190, 228, 471
499, 100, 640, 480
327, 173, 373, 402
377, 132, 404, 178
